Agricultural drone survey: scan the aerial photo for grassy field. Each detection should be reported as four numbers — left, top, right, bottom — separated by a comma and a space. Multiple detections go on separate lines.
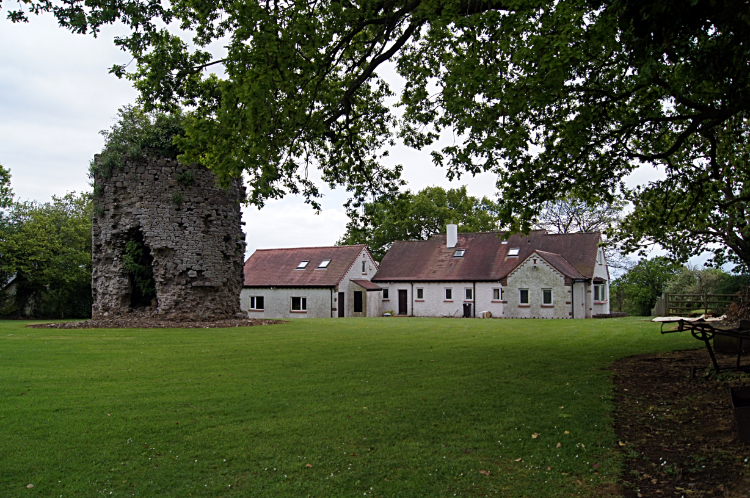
0, 317, 699, 497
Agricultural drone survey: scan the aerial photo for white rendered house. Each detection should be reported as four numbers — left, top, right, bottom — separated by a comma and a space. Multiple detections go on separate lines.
372, 225, 610, 319
240, 245, 381, 319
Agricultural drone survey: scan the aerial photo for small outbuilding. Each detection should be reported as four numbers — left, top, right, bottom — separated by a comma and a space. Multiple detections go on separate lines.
240, 245, 381, 319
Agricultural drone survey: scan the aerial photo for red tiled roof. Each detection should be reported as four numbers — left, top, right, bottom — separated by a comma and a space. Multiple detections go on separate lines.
373, 231, 602, 282
351, 279, 382, 291
529, 251, 586, 280
243, 245, 369, 287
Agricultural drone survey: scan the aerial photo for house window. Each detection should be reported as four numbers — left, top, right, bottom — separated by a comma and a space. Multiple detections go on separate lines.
296, 260, 309, 270
594, 284, 607, 301
416, 288, 424, 299
291, 296, 307, 311
542, 289, 553, 305
362, 260, 367, 273
318, 259, 331, 269
445, 288, 453, 301
465, 288, 473, 300
508, 248, 520, 257
519, 289, 529, 304
249, 296, 264, 310
354, 291, 363, 312
454, 249, 465, 258
383, 288, 389, 300
493, 288, 502, 301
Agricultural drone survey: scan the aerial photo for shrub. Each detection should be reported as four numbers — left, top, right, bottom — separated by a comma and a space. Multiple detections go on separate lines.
91, 106, 185, 179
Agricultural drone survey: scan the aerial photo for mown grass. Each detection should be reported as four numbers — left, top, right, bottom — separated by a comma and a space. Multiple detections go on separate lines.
0, 317, 699, 497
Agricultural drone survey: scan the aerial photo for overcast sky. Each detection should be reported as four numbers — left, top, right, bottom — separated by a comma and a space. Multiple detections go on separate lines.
1, 13, 698, 268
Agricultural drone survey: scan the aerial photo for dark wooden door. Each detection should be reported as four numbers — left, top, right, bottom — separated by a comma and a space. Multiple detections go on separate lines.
398, 290, 408, 315
338, 292, 345, 317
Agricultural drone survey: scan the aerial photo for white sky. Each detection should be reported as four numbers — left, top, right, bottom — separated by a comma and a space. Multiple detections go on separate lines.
1, 14, 707, 268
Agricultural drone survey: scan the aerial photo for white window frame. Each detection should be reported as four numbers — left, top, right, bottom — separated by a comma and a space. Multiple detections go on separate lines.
594, 284, 607, 302
493, 288, 502, 301
519, 288, 529, 305
296, 260, 309, 270
465, 288, 473, 301
542, 288, 553, 306
249, 296, 264, 310
444, 288, 453, 301
416, 288, 424, 300
290, 296, 307, 312
317, 259, 331, 269
454, 249, 465, 258
508, 248, 520, 257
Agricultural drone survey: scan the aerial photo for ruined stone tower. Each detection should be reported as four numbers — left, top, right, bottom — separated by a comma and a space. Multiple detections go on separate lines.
91, 156, 246, 320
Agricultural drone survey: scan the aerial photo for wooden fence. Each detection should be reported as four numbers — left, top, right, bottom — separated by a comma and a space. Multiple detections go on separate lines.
664, 292, 737, 317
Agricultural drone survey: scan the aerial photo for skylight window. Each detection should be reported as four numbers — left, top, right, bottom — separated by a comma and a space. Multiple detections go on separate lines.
296, 260, 309, 270
454, 249, 465, 258
318, 259, 331, 269
508, 248, 520, 257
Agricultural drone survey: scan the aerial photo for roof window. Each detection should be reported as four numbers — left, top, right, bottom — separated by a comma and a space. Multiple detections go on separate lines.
317, 259, 331, 269
453, 249, 465, 258
296, 260, 309, 270
508, 248, 520, 257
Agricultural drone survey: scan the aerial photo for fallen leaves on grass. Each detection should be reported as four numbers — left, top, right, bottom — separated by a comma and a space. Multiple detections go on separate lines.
305, 463, 313, 468
478, 470, 491, 476
531, 433, 540, 439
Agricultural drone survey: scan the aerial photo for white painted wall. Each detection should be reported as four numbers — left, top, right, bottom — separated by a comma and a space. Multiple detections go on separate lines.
376, 281, 505, 318
339, 248, 379, 317
592, 247, 611, 316
240, 287, 333, 319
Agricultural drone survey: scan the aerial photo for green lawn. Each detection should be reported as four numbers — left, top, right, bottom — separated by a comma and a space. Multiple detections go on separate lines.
0, 317, 699, 497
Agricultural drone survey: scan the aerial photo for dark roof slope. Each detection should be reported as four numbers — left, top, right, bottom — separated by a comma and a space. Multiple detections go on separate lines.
243, 245, 368, 287
351, 279, 382, 291
373, 231, 601, 282
533, 251, 586, 280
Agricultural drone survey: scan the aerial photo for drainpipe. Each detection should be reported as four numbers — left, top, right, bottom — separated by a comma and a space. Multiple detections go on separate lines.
473, 281, 476, 317
570, 281, 575, 319
330, 288, 333, 318
411, 282, 414, 317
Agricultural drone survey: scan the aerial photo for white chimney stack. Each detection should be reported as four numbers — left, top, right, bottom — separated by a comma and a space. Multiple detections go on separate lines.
447, 224, 458, 248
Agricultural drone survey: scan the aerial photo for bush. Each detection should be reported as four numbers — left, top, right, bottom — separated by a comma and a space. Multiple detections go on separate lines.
92, 106, 185, 179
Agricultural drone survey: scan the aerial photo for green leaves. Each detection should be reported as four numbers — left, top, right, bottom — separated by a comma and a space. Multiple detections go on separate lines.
13, 0, 750, 265
0, 191, 93, 318
337, 185, 501, 260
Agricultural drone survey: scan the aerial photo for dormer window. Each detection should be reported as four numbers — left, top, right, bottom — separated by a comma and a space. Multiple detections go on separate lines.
296, 260, 309, 270
454, 249, 465, 258
508, 248, 520, 257
317, 259, 331, 269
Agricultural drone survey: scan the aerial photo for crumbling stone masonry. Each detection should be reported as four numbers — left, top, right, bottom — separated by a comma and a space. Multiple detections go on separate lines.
91, 156, 246, 320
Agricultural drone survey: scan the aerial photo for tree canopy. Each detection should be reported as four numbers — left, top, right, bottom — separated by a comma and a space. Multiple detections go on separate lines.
610, 257, 682, 316
338, 185, 500, 260
8, 0, 750, 262
0, 190, 93, 318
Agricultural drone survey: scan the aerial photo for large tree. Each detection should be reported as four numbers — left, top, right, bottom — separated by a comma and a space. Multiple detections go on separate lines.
0, 192, 93, 318
338, 185, 500, 260
8, 0, 750, 260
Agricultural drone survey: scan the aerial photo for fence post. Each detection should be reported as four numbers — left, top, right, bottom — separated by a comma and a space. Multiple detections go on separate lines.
664, 292, 669, 316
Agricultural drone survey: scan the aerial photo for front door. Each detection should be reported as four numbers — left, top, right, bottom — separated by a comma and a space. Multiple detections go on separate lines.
398, 290, 408, 315
338, 292, 345, 317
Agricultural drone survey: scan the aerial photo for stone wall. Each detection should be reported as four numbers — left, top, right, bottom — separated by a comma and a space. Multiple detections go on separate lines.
91, 155, 246, 320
